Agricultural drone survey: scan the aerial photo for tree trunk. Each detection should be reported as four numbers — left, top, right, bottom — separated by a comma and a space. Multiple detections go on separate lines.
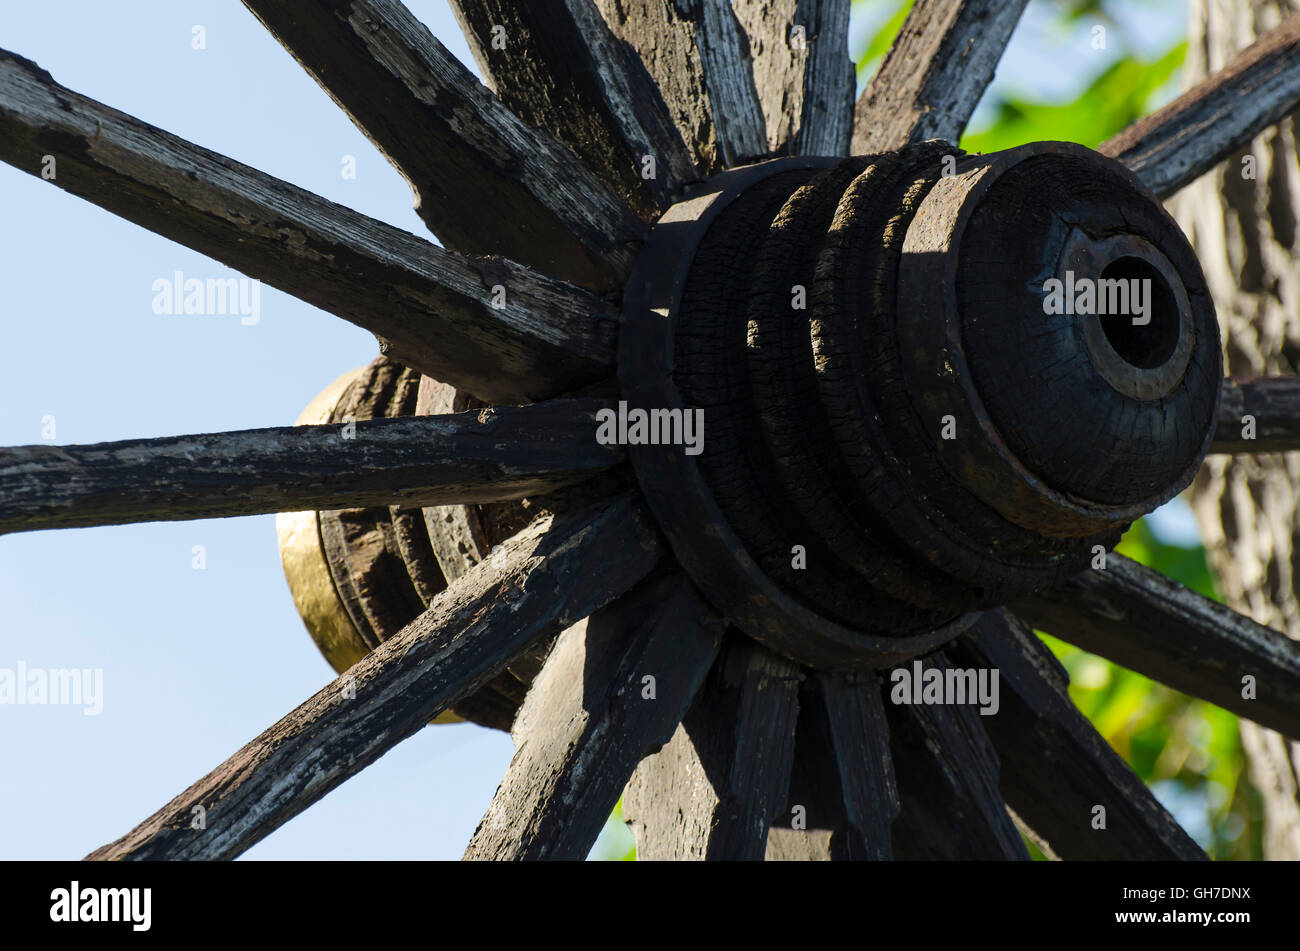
1175, 0, 1300, 859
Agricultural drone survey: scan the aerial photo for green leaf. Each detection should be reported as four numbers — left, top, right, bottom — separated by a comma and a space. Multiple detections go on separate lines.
855, 0, 914, 81
960, 42, 1186, 153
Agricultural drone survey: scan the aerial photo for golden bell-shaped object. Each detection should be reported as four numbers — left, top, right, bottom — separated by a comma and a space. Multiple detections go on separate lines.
274, 363, 463, 724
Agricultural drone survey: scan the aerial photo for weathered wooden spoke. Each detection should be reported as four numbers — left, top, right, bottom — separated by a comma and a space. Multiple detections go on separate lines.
886, 652, 1029, 860
241, 0, 643, 290
766, 671, 897, 860
86, 494, 664, 860
1012, 554, 1300, 739
0, 50, 614, 403
736, 0, 854, 158
447, 0, 695, 213
595, 0, 767, 173
852, 0, 1029, 153
623, 635, 801, 860
1212, 378, 1300, 453
0, 398, 620, 534
814, 672, 899, 859
951, 610, 1208, 861
463, 574, 723, 860
1101, 12, 1300, 199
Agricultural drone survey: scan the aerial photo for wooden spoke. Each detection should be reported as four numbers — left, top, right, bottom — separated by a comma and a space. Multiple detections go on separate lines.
815, 672, 898, 858
950, 610, 1207, 860
622, 635, 801, 860
0, 399, 620, 535
240, 0, 643, 290
852, 0, 1029, 154
766, 671, 897, 860
1212, 378, 1300, 453
1100, 12, 1300, 199
1012, 554, 1300, 739
0, 50, 614, 404
86, 493, 665, 860
762, 827, 834, 860
594, 0, 767, 173
735, 0, 854, 158
886, 652, 1029, 860
463, 574, 724, 860
447, 0, 696, 213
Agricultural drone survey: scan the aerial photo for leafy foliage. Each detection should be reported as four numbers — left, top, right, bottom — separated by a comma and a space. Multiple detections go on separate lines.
960, 42, 1185, 153
854, 0, 914, 85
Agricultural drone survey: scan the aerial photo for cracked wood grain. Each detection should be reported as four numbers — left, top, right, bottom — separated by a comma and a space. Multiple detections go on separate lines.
448, 0, 696, 212
736, 0, 853, 157
0, 399, 622, 534
622, 634, 801, 860
464, 573, 723, 859
596, 0, 768, 172
242, 0, 644, 289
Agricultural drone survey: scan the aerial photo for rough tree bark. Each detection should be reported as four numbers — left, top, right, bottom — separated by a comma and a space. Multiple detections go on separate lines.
1175, 0, 1300, 859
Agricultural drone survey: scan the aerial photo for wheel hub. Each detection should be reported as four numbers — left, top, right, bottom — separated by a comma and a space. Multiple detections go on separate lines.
618, 141, 1222, 671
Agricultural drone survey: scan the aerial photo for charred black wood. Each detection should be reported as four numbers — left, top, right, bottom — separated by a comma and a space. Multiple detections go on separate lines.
951, 610, 1208, 860
1213, 378, 1300, 453
619, 142, 1220, 670
1013, 555, 1300, 740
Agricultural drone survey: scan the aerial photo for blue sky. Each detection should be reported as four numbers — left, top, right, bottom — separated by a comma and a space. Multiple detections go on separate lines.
0, 0, 1194, 860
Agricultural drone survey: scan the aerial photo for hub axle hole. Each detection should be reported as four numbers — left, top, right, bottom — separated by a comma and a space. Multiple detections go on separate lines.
1097, 257, 1181, 370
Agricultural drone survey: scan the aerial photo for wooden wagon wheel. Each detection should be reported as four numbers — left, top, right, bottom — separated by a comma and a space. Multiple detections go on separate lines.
3, 0, 1300, 861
